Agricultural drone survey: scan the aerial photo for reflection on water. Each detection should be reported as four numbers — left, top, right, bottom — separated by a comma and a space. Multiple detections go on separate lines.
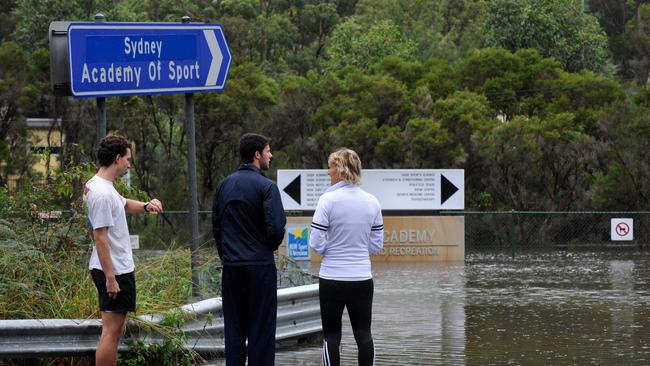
364, 262, 466, 366
208, 252, 650, 365
465, 252, 650, 366
609, 260, 635, 360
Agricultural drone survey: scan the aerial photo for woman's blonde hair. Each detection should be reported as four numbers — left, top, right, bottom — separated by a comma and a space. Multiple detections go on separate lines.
328, 148, 362, 185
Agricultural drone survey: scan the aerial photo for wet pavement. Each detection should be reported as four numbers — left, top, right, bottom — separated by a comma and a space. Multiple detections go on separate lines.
207, 251, 650, 365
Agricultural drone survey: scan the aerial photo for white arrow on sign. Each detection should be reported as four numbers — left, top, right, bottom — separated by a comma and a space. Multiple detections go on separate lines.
203, 30, 223, 87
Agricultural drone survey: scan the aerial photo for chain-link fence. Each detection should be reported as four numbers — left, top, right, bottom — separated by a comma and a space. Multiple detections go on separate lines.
1, 210, 316, 297
16, 209, 645, 269
127, 210, 214, 250
127, 211, 650, 259
126, 211, 318, 289
450, 211, 650, 256
6, 209, 647, 302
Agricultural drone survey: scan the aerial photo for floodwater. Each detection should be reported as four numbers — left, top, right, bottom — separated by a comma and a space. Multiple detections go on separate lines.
207, 251, 650, 365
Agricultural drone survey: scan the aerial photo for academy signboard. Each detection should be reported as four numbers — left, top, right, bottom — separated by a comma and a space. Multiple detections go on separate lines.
281, 216, 465, 262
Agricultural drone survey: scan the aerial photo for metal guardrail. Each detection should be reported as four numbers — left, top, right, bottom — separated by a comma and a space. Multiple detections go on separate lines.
0, 283, 321, 358
0, 319, 110, 357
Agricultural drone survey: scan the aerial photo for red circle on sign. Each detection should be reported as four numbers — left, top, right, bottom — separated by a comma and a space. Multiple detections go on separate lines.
616, 222, 629, 236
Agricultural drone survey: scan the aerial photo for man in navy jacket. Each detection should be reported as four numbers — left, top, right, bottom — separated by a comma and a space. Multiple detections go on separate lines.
212, 133, 286, 365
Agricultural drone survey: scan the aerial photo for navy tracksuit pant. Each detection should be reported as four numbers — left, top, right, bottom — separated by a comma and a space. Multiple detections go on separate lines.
222, 264, 277, 366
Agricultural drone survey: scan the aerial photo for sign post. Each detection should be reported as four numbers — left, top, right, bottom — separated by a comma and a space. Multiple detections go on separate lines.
62, 18, 232, 296
182, 16, 200, 297
94, 14, 106, 143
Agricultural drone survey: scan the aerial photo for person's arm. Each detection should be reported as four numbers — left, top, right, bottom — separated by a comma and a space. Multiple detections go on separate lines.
369, 203, 384, 254
93, 227, 120, 298
309, 195, 329, 255
124, 198, 163, 214
263, 184, 286, 250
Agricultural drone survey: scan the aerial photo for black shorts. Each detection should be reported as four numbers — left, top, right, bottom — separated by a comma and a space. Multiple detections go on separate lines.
90, 269, 136, 313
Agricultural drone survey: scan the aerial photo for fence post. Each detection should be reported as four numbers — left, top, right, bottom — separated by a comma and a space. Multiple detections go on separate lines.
510, 209, 517, 258
94, 13, 106, 144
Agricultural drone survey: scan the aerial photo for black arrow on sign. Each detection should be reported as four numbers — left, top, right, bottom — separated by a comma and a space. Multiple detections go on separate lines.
440, 174, 459, 205
283, 175, 301, 204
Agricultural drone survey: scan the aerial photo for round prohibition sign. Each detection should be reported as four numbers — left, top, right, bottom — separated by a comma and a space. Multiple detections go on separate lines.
616, 222, 630, 236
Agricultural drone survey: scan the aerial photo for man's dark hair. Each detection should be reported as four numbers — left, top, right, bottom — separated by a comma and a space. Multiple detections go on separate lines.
240, 133, 270, 163
97, 135, 131, 167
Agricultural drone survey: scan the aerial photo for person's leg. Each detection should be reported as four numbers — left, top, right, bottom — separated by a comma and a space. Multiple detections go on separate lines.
96, 311, 127, 366
345, 279, 374, 366
91, 270, 135, 366
222, 266, 248, 366
247, 264, 277, 366
319, 278, 346, 366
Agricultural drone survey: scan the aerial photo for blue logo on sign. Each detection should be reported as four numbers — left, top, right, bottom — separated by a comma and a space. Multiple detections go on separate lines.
288, 226, 310, 260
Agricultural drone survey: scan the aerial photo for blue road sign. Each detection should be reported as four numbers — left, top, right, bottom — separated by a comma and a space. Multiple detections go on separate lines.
67, 23, 232, 98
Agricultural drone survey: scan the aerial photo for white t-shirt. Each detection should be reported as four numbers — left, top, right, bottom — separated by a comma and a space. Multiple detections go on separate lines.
84, 175, 134, 275
309, 181, 384, 281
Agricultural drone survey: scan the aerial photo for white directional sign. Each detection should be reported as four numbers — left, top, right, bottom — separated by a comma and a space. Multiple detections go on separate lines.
277, 169, 464, 210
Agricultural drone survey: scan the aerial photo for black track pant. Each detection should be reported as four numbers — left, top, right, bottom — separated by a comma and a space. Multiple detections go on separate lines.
222, 264, 277, 366
319, 278, 374, 366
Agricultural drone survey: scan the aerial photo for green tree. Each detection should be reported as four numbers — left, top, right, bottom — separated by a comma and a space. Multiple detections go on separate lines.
194, 63, 281, 206
483, 0, 610, 74
310, 67, 378, 127
220, 0, 259, 19
11, 0, 102, 51
0, 41, 32, 187
431, 91, 496, 205
417, 59, 458, 103
289, 2, 340, 73
247, 13, 299, 69
0, 0, 17, 42
212, 1, 344, 75
590, 90, 650, 209
587, 0, 643, 80
588, 0, 640, 36
403, 117, 462, 169
455, 48, 561, 120
316, 118, 405, 169
371, 56, 425, 90
327, 19, 417, 70
106, 94, 187, 209
536, 70, 625, 134
478, 113, 604, 210
622, 4, 650, 85
355, 0, 485, 61
433, 90, 493, 150
267, 72, 326, 169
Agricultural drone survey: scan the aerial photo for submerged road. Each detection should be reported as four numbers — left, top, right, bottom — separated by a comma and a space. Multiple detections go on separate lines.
208, 252, 650, 365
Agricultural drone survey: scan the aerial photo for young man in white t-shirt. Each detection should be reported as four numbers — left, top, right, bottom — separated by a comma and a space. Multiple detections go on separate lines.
85, 135, 162, 366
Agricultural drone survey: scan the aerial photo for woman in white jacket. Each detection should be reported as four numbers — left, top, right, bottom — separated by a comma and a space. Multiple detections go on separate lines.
309, 148, 384, 366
